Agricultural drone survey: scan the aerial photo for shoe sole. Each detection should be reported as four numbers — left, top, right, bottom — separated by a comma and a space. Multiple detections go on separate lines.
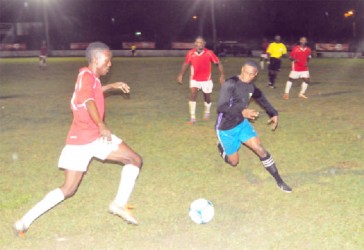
278, 185, 293, 193
108, 209, 138, 225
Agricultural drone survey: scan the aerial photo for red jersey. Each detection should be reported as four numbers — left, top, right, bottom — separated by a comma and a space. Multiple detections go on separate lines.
290, 45, 311, 71
262, 41, 269, 52
184, 48, 219, 81
40, 45, 48, 56
66, 67, 104, 145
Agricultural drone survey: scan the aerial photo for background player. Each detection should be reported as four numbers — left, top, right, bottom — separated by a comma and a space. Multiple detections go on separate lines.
177, 36, 225, 124
283, 37, 312, 99
39, 41, 48, 69
216, 60, 292, 192
266, 35, 287, 88
260, 38, 269, 70
14, 42, 142, 237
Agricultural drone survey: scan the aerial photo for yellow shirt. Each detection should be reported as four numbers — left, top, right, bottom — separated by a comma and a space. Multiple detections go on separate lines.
266, 42, 287, 59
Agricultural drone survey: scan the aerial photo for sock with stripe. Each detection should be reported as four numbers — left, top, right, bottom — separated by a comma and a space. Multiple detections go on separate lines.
260, 153, 283, 184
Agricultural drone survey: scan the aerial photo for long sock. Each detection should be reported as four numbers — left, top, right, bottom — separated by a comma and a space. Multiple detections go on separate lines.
114, 164, 140, 207
21, 188, 64, 229
189, 101, 196, 120
204, 102, 212, 115
260, 153, 283, 184
300, 82, 308, 94
260, 60, 264, 70
285, 81, 293, 94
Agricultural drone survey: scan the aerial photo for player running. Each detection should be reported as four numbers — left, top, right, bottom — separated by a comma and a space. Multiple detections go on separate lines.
177, 36, 225, 124
266, 35, 287, 88
14, 42, 142, 237
259, 38, 269, 70
39, 41, 48, 69
216, 60, 292, 193
283, 37, 312, 99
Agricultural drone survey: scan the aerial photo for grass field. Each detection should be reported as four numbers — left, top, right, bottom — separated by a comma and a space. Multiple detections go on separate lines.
0, 56, 363, 250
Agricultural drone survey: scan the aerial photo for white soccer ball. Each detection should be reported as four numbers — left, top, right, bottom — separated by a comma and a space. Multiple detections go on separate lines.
189, 198, 214, 224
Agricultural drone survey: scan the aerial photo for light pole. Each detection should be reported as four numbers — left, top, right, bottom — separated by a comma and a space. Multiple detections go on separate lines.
42, 0, 50, 48
344, 10, 356, 38
210, 0, 217, 52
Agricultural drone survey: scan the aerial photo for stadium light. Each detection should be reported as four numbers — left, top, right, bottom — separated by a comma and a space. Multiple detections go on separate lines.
210, 0, 217, 52
344, 10, 356, 38
42, 0, 50, 49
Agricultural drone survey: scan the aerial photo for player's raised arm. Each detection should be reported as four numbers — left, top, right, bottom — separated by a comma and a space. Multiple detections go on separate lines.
251, 86, 279, 131
102, 82, 130, 93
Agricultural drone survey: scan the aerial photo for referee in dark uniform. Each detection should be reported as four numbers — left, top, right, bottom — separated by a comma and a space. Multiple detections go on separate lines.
216, 60, 292, 192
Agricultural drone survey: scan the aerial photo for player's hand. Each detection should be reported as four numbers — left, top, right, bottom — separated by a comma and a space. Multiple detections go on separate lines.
177, 75, 183, 85
242, 109, 259, 120
113, 82, 130, 93
219, 74, 225, 85
267, 116, 278, 131
98, 123, 112, 143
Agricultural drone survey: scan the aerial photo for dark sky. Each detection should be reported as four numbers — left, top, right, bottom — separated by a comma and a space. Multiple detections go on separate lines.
1, 0, 363, 49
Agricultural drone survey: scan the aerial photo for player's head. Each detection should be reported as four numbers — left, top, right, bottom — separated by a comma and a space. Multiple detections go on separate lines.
240, 60, 259, 83
274, 35, 281, 42
299, 37, 308, 46
86, 42, 112, 76
194, 36, 206, 52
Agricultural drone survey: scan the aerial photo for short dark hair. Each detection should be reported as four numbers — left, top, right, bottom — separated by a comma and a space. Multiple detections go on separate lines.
85, 42, 110, 63
243, 60, 259, 71
195, 36, 205, 42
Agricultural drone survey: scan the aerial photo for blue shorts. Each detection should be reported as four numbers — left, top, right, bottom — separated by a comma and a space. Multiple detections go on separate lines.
217, 119, 257, 156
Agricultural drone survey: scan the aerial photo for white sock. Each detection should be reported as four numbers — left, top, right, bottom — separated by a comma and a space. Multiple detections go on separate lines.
204, 102, 212, 114
21, 188, 64, 228
114, 164, 140, 207
189, 101, 196, 119
285, 81, 293, 94
260, 60, 264, 70
300, 82, 308, 94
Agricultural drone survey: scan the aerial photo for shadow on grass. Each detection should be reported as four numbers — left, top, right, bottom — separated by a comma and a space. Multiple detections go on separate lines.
311, 90, 355, 98
0, 95, 23, 100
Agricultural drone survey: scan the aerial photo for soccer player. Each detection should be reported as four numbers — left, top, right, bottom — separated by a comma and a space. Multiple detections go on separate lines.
283, 37, 312, 99
177, 36, 225, 124
259, 38, 269, 70
39, 41, 48, 69
216, 60, 292, 193
266, 35, 287, 88
14, 42, 142, 237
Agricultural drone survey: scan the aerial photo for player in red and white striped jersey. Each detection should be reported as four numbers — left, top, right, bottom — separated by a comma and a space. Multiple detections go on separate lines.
283, 37, 312, 99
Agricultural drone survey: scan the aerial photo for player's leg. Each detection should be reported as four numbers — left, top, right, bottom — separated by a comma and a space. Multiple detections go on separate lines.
202, 80, 213, 120
216, 125, 241, 167
299, 75, 310, 99
105, 141, 142, 225
243, 137, 292, 192
268, 58, 277, 88
188, 84, 199, 124
283, 73, 295, 99
260, 55, 265, 70
14, 170, 84, 236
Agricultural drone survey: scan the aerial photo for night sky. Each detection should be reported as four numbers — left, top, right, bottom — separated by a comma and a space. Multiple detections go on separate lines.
1, 0, 363, 49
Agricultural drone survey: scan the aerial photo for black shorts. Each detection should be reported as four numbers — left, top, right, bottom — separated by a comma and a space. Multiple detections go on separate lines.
268, 58, 282, 71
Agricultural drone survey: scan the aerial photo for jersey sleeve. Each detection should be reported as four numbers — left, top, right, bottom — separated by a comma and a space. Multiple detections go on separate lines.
282, 44, 287, 55
217, 79, 244, 118
76, 72, 95, 105
266, 44, 273, 55
184, 51, 192, 64
209, 51, 220, 64
252, 87, 278, 117
289, 47, 296, 59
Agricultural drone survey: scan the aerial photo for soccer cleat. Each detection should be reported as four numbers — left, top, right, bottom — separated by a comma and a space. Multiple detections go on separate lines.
277, 181, 293, 193
14, 220, 27, 238
203, 113, 210, 121
298, 93, 308, 99
187, 118, 196, 124
109, 202, 138, 225
283, 93, 289, 100
268, 83, 276, 89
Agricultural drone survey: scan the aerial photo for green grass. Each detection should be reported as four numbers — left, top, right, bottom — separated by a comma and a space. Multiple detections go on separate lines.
0, 57, 363, 249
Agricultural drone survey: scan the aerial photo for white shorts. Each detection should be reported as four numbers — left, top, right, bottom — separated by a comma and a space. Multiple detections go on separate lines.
260, 53, 268, 59
289, 71, 310, 79
190, 80, 213, 93
58, 134, 122, 172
